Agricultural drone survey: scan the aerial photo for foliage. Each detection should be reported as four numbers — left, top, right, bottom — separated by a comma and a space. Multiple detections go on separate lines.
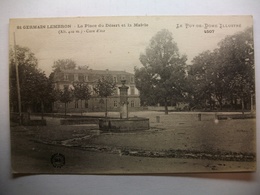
93, 75, 116, 117
73, 83, 91, 114
93, 75, 117, 98
48, 73, 61, 103
78, 65, 89, 70
135, 29, 187, 114
189, 27, 254, 111
218, 27, 254, 97
59, 86, 74, 116
73, 83, 91, 101
9, 45, 51, 114
189, 49, 226, 109
52, 59, 76, 72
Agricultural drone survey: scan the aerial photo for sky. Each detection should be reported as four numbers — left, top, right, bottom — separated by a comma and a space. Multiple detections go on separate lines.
9, 16, 252, 76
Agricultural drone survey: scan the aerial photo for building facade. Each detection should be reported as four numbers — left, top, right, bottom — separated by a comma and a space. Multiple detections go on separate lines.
53, 69, 141, 113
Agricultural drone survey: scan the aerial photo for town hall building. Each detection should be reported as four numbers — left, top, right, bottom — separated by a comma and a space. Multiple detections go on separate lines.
52, 68, 141, 113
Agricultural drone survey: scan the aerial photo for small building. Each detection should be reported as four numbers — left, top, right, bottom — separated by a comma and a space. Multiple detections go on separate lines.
52, 69, 141, 113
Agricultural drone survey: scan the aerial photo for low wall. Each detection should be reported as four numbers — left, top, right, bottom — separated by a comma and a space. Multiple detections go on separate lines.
25, 120, 47, 126
147, 106, 176, 111
60, 118, 99, 125
10, 112, 46, 126
217, 113, 256, 120
99, 117, 149, 131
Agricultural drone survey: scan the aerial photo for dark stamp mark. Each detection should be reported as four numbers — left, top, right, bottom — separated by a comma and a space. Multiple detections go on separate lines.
51, 153, 65, 168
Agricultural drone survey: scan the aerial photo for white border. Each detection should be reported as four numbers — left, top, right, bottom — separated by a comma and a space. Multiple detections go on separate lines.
1, 0, 259, 194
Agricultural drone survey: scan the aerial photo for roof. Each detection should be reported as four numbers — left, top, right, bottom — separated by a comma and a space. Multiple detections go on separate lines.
60, 69, 133, 75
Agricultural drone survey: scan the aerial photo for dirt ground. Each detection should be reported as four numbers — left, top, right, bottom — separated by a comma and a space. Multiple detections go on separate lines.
11, 111, 256, 174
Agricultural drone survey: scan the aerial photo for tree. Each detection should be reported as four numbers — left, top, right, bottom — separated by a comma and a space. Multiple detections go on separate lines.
52, 59, 76, 72
50, 88, 62, 112
73, 83, 91, 115
59, 86, 74, 116
10, 45, 37, 112
189, 50, 214, 109
190, 49, 227, 110
135, 29, 187, 114
93, 75, 116, 117
78, 65, 89, 70
189, 27, 254, 112
229, 74, 252, 114
9, 45, 50, 117
48, 72, 62, 112
31, 71, 51, 119
218, 27, 254, 113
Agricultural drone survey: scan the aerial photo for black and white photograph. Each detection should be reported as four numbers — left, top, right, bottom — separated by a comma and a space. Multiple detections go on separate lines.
9, 16, 255, 174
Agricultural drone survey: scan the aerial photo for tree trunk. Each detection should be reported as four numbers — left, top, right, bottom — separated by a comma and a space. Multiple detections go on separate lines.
251, 94, 254, 113
41, 101, 44, 120
230, 95, 234, 110
65, 102, 67, 117
241, 97, 245, 115
81, 99, 83, 116
52, 102, 54, 113
217, 98, 222, 110
164, 98, 168, 115
105, 97, 108, 118
209, 95, 212, 110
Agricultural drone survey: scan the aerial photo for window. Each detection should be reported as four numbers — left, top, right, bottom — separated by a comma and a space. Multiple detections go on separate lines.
74, 74, 79, 81
99, 99, 104, 104
131, 76, 134, 83
131, 100, 135, 107
64, 74, 69, 81
75, 100, 79, 108
84, 75, 88, 81
114, 101, 118, 108
85, 100, 88, 108
113, 76, 117, 83
113, 88, 118, 95
130, 86, 135, 95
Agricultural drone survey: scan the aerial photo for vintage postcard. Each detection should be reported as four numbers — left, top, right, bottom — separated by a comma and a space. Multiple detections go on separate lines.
9, 16, 255, 174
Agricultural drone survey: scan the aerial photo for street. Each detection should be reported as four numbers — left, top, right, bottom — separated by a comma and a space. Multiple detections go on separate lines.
11, 111, 256, 174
